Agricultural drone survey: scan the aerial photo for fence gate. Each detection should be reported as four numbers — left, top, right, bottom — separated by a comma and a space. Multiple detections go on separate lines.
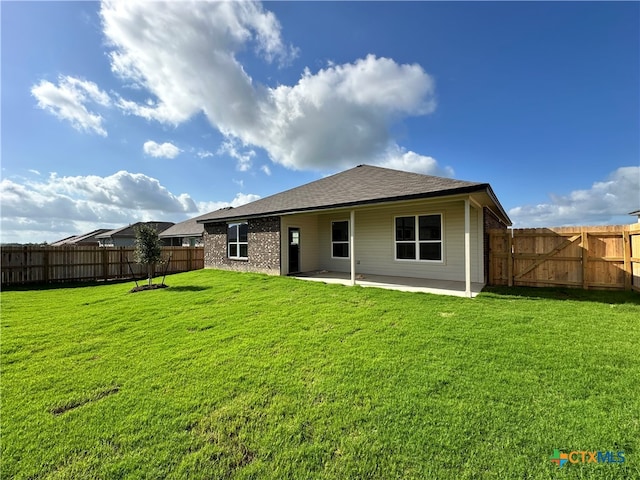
489, 224, 640, 291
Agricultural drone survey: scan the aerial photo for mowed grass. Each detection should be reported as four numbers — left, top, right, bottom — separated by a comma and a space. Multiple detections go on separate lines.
1, 270, 639, 479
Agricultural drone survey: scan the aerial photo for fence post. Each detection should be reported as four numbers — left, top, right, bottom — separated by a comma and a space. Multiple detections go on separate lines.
102, 248, 109, 281
581, 228, 589, 290
623, 229, 632, 291
632, 226, 640, 292
43, 248, 49, 283
22, 246, 28, 283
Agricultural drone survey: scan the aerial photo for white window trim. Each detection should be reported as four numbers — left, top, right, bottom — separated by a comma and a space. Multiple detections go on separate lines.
227, 222, 248, 260
331, 219, 350, 260
393, 214, 444, 263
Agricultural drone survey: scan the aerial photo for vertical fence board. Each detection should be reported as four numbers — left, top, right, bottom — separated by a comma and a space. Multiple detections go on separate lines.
630, 224, 640, 292
489, 224, 637, 291
488, 230, 509, 286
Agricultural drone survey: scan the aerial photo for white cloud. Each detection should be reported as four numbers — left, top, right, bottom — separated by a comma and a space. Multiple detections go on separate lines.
0, 217, 90, 245
217, 139, 256, 172
376, 146, 454, 177
0, 171, 201, 243
509, 166, 640, 227
143, 140, 181, 159
261, 55, 436, 171
31, 75, 110, 136
0, 171, 264, 243
261, 165, 271, 176
197, 150, 214, 159
100, 1, 447, 174
102, 0, 293, 126
197, 192, 261, 214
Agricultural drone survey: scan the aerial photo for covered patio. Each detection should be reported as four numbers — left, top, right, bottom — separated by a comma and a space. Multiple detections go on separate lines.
293, 270, 485, 297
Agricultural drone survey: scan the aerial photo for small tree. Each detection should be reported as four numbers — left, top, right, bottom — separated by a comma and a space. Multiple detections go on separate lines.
133, 224, 162, 286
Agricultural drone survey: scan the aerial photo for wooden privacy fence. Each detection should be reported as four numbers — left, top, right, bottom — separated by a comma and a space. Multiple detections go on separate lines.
489, 224, 640, 291
1, 246, 204, 286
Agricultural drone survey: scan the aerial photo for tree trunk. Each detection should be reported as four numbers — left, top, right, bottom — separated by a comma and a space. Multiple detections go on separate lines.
148, 264, 153, 286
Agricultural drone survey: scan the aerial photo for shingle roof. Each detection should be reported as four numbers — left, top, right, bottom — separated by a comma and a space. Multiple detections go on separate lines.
158, 212, 211, 238
96, 222, 175, 239
49, 235, 77, 246
198, 164, 510, 224
50, 229, 111, 246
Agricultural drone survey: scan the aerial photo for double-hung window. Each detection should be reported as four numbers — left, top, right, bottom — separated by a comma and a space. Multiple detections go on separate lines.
395, 214, 442, 262
331, 220, 349, 258
228, 222, 248, 259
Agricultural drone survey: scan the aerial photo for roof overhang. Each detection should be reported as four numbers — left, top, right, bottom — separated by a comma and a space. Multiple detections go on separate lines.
198, 184, 512, 226
158, 232, 202, 238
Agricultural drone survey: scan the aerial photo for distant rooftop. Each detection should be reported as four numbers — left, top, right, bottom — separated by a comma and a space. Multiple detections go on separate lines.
96, 222, 175, 239
159, 212, 214, 238
50, 229, 110, 246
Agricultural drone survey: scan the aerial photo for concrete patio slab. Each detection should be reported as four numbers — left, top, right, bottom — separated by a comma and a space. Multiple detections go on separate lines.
293, 271, 484, 297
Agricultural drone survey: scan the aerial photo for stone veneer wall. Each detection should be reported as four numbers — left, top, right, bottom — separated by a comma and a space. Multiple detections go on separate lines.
203, 217, 281, 275
483, 207, 508, 283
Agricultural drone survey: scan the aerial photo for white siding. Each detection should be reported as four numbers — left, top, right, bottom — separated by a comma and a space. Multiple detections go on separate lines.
474, 205, 484, 282
313, 199, 484, 282
317, 214, 353, 272
278, 197, 485, 283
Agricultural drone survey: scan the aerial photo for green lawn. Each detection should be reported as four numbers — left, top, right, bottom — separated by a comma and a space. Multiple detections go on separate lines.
1, 270, 639, 479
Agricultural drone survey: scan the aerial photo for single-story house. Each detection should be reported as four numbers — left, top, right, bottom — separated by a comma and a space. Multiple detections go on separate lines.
50, 229, 111, 247
197, 165, 511, 297
630, 210, 640, 223
96, 222, 175, 247
159, 213, 209, 247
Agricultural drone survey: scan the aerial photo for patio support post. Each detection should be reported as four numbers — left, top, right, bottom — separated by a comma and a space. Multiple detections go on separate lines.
350, 209, 356, 286
464, 198, 472, 297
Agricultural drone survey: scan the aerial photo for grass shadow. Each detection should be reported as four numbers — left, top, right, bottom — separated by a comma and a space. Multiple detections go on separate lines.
482, 285, 640, 305
1, 278, 136, 292
165, 285, 212, 292
1, 273, 189, 292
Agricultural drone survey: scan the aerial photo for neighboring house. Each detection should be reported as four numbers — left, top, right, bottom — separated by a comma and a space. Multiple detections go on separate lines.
96, 222, 175, 247
630, 210, 640, 223
159, 212, 212, 247
50, 229, 111, 247
197, 165, 511, 296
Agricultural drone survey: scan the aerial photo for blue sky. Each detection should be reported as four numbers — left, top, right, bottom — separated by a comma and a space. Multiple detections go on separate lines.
2, 1, 638, 244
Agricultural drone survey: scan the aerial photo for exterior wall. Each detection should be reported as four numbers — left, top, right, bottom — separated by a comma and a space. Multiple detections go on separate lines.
161, 237, 182, 247
315, 199, 484, 282
160, 236, 203, 247
203, 198, 490, 282
99, 237, 135, 247
317, 211, 353, 274
472, 204, 482, 282
203, 217, 280, 275
280, 215, 321, 274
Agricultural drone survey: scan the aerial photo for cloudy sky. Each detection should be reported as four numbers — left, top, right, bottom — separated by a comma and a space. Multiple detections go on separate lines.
2, 1, 638, 243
